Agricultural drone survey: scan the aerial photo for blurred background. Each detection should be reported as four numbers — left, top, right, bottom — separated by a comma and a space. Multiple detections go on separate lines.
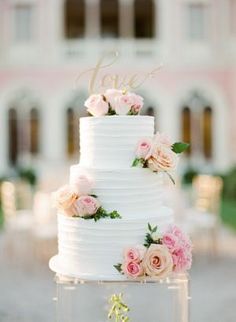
0, 0, 236, 321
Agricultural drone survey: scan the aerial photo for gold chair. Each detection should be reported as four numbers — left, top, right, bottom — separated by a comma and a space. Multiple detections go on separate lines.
186, 175, 223, 256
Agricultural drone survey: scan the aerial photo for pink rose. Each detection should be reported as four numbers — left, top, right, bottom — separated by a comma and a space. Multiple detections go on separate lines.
84, 94, 109, 117
52, 185, 78, 216
122, 261, 144, 278
167, 225, 192, 250
172, 248, 192, 273
153, 132, 172, 147
136, 139, 152, 159
147, 145, 178, 172
113, 94, 134, 115
164, 225, 192, 272
75, 195, 100, 217
162, 233, 179, 253
123, 245, 146, 263
129, 93, 144, 114
143, 244, 173, 279
71, 175, 93, 196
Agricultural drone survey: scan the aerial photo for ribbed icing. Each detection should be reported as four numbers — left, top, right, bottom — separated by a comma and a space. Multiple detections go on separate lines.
70, 166, 163, 219
79, 116, 154, 168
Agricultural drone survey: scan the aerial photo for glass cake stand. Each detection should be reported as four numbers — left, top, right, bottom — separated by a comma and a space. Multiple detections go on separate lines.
53, 273, 190, 322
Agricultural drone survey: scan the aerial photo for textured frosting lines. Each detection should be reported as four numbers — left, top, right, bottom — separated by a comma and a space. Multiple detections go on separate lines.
57, 210, 174, 278
79, 116, 154, 168
70, 166, 164, 219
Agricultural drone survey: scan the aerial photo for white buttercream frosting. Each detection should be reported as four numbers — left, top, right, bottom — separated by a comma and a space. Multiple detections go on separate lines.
70, 165, 164, 219
50, 115, 176, 280
56, 208, 174, 279
79, 116, 154, 169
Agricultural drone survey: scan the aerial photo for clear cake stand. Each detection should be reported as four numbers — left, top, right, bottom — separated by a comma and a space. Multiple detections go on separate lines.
53, 273, 190, 322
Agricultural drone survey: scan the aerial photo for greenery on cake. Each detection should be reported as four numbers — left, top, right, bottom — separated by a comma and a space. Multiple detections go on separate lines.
52, 175, 121, 222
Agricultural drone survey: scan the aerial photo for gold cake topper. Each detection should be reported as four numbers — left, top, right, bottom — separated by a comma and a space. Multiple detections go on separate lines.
75, 51, 162, 94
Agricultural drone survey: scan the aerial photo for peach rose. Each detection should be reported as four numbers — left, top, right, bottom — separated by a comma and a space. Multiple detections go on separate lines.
153, 132, 172, 148
136, 139, 152, 159
52, 185, 78, 216
143, 244, 173, 279
75, 195, 100, 217
71, 175, 94, 196
123, 245, 146, 263
122, 261, 144, 278
84, 94, 109, 116
147, 146, 178, 172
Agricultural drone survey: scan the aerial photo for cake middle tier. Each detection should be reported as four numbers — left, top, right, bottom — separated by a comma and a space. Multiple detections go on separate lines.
70, 165, 164, 219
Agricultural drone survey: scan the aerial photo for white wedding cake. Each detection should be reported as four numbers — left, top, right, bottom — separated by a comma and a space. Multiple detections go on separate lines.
49, 89, 192, 281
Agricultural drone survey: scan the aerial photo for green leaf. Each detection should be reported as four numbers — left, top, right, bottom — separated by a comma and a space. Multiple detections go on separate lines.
148, 223, 152, 232
90, 194, 98, 198
132, 158, 145, 168
172, 142, 190, 154
114, 263, 122, 273
82, 207, 122, 222
132, 158, 140, 167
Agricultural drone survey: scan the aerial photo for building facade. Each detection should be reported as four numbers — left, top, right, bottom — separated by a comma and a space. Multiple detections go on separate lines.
0, 0, 236, 177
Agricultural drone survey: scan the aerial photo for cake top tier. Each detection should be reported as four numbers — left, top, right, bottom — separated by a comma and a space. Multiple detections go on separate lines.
79, 116, 154, 169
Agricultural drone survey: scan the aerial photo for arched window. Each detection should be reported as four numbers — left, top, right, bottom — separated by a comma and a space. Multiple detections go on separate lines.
66, 108, 77, 157
30, 108, 39, 155
203, 106, 212, 159
181, 107, 191, 156
100, 0, 119, 38
64, 0, 85, 39
134, 0, 155, 38
8, 108, 18, 165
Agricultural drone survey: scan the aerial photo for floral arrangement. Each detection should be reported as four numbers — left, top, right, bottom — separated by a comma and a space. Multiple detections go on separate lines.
84, 89, 144, 116
52, 175, 121, 221
132, 132, 189, 183
114, 224, 192, 279
108, 293, 130, 322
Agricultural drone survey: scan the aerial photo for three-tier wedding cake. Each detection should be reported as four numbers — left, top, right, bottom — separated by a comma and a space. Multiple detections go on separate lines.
49, 89, 192, 281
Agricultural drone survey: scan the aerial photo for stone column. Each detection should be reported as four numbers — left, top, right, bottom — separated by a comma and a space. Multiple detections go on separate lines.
119, 0, 134, 38
85, 0, 100, 38
0, 105, 8, 175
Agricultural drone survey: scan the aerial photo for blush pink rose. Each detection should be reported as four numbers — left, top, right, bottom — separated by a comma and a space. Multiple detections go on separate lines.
52, 185, 78, 216
164, 225, 192, 272
75, 195, 100, 217
162, 233, 179, 253
167, 225, 192, 250
113, 94, 134, 115
123, 245, 146, 263
136, 139, 152, 159
129, 93, 144, 114
84, 94, 109, 117
122, 261, 144, 278
172, 248, 192, 273
147, 145, 178, 172
71, 175, 94, 196
143, 244, 173, 279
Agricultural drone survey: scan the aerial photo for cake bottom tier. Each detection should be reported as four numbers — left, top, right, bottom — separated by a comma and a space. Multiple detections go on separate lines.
49, 207, 174, 280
